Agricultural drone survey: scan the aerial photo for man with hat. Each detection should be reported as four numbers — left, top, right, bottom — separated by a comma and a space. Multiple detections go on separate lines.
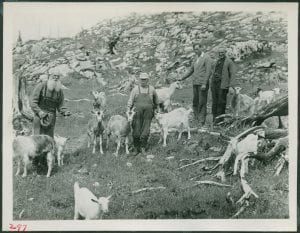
178, 42, 213, 128
30, 69, 64, 138
127, 73, 159, 156
210, 46, 236, 124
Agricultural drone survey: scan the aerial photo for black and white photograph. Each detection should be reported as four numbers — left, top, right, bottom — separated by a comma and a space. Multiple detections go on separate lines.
2, 2, 298, 231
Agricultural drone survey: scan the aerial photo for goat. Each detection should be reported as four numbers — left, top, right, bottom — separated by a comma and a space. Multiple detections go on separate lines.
156, 81, 182, 112
74, 181, 111, 220
257, 87, 280, 104
106, 109, 136, 156
13, 135, 55, 178
91, 91, 106, 110
230, 87, 255, 117
54, 135, 69, 166
155, 107, 193, 147
87, 109, 105, 154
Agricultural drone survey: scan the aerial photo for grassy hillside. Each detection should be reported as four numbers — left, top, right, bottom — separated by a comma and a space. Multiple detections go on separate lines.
13, 11, 288, 220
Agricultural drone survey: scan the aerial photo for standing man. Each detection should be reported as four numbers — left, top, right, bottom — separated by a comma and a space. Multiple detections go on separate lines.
210, 47, 236, 124
127, 73, 159, 156
178, 43, 213, 128
30, 69, 64, 138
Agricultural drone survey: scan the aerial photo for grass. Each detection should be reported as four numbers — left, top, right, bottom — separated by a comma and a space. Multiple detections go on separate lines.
13, 73, 289, 220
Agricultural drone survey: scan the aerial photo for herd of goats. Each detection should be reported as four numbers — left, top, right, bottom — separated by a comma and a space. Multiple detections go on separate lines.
12, 77, 288, 219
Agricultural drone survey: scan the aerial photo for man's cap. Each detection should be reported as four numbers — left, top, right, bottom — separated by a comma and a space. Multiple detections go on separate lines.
140, 73, 149, 80
217, 47, 227, 53
49, 68, 61, 76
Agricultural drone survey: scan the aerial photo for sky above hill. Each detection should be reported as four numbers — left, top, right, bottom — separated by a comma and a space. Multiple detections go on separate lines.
5, 2, 290, 42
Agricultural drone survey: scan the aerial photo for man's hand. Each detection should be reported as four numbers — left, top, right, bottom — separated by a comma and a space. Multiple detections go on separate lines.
38, 111, 47, 119
201, 84, 206, 90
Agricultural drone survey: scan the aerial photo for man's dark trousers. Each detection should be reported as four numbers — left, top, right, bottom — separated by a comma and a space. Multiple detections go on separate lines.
211, 80, 229, 123
193, 83, 209, 125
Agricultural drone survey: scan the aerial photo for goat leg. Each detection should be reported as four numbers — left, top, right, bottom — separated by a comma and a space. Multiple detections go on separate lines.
99, 135, 103, 154
114, 138, 121, 157
92, 135, 96, 154
46, 151, 53, 178
22, 157, 29, 177
125, 136, 129, 154
15, 160, 21, 176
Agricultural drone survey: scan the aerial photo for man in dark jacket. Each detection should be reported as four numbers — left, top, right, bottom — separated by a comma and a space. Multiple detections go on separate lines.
210, 47, 236, 124
179, 43, 213, 127
30, 70, 64, 138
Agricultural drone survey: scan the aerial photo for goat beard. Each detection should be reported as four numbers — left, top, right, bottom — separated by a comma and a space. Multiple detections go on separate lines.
47, 80, 62, 92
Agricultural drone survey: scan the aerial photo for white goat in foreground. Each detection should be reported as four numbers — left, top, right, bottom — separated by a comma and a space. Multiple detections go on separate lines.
13, 135, 55, 178
54, 135, 69, 167
87, 109, 105, 154
74, 181, 111, 220
106, 109, 136, 156
156, 81, 182, 112
155, 107, 193, 147
230, 87, 255, 117
91, 91, 106, 110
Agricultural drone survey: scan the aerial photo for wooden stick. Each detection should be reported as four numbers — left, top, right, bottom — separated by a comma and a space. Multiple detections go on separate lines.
132, 186, 166, 194
177, 157, 221, 170
194, 180, 232, 187
65, 98, 91, 102
231, 206, 246, 219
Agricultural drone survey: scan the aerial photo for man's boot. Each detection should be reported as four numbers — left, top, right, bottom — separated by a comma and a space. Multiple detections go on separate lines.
132, 137, 141, 156
140, 137, 148, 156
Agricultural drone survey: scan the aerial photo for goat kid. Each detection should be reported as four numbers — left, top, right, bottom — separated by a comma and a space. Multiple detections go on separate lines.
54, 135, 69, 166
91, 91, 106, 110
106, 109, 135, 156
87, 109, 105, 154
13, 135, 55, 178
230, 87, 255, 117
74, 181, 111, 220
155, 107, 193, 147
156, 81, 182, 112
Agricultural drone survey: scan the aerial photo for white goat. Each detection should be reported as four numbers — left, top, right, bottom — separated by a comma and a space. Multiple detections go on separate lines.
74, 182, 111, 220
91, 91, 106, 110
257, 87, 280, 104
233, 134, 258, 176
106, 109, 136, 156
13, 135, 55, 178
156, 81, 182, 112
155, 107, 193, 147
87, 109, 105, 154
54, 135, 69, 167
230, 87, 255, 117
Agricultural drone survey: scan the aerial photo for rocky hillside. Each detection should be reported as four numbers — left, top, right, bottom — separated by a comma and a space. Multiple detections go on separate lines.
13, 11, 288, 90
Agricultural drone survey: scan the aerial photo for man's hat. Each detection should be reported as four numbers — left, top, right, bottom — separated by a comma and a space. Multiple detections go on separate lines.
139, 73, 149, 80
217, 47, 227, 53
49, 68, 61, 76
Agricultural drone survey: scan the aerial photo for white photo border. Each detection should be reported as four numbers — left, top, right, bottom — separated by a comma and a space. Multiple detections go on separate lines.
2, 2, 298, 231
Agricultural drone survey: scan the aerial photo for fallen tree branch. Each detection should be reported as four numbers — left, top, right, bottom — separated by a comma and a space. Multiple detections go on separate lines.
230, 205, 247, 219
237, 178, 258, 205
177, 156, 221, 170
194, 180, 232, 187
131, 186, 166, 194
65, 98, 92, 102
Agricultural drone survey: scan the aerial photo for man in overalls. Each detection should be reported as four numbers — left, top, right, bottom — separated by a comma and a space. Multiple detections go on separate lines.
30, 70, 64, 138
127, 73, 159, 156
